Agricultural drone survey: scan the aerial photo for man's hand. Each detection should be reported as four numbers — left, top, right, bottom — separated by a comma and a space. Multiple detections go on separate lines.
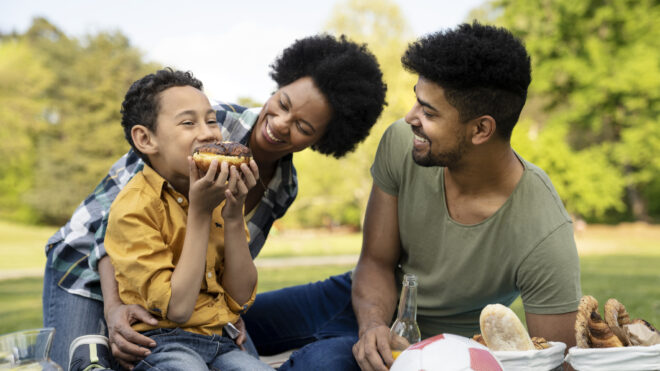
352, 323, 393, 371
106, 303, 158, 370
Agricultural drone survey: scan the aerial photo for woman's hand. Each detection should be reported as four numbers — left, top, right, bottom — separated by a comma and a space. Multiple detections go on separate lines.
105, 303, 157, 370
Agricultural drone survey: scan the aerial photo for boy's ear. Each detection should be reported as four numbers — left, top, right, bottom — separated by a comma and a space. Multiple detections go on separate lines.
470, 115, 496, 145
131, 125, 158, 155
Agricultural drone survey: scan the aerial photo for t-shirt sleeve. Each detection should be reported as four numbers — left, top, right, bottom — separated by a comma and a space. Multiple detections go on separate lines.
371, 120, 408, 196
517, 221, 582, 314
105, 189, 174, 320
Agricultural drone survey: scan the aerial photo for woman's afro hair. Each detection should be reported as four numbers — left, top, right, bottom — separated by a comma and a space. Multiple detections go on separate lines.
270, 34, 387, 158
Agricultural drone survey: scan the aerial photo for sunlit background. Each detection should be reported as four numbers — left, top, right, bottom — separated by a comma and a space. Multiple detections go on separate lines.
2, 0, 483, 103
0, 0, 659, 338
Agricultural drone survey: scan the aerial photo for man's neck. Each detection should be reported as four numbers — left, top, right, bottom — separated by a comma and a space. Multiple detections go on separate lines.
443, 145, 524, 224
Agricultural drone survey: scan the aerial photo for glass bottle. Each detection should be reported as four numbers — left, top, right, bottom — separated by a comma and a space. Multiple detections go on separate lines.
389, 273, 421, 360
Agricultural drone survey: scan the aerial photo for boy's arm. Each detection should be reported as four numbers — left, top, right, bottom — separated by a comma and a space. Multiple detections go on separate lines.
167, 159, 231, 323
220, 164, 258, 306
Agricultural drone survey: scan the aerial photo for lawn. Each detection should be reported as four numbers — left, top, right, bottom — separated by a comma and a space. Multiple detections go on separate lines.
1, 221, 659, 337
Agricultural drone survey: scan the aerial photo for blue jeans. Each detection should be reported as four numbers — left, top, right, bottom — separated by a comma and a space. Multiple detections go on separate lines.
43, 249, 107, 369
43, 250, 261, 369
243, 272, 359, 371
135, 328, 272, 371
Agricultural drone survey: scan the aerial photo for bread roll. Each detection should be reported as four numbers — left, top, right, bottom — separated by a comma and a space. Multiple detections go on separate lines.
480, 304, 535, 351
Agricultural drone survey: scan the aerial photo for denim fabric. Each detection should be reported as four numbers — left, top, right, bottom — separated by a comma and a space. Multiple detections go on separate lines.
43, 249, 106, 369
243, 272, 360, 371
135, 328, 272, 371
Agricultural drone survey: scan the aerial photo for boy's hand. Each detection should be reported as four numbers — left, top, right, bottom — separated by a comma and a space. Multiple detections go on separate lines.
188, 156, 230, 213
222, 160, 259, 220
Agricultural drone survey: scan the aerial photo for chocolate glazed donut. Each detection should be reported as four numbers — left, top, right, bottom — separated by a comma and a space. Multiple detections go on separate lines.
193, 141, 252, 172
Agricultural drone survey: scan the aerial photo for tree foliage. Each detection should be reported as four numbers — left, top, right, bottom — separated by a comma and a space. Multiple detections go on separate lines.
494, 0, 660, 221
3, 1, 659, 228
0, 18, 160, 224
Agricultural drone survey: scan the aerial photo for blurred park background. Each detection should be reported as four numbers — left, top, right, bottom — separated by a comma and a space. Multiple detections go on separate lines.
1, 0, 659, 333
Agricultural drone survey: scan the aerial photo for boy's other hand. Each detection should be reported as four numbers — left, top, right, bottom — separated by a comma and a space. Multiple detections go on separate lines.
222, 159, 259, 220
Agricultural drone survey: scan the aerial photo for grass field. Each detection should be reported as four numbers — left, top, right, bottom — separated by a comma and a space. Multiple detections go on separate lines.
1, 221, 659, 336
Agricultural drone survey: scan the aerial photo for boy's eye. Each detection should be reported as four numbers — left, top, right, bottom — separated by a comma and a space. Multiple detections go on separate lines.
279, 100, 288, 111
182, 120, 194, 125
207, 120, 218, 125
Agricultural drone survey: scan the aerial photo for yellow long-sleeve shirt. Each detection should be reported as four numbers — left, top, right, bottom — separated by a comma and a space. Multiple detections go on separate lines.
105, 165, 255, 335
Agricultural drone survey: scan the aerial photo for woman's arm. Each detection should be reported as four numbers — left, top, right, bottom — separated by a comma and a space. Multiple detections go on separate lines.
98, 256, 157, 369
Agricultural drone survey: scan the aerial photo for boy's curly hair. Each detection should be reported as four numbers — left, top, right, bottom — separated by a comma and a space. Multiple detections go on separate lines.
402, 22, 531, 140
270, 34, 387, 158
120, 68, 203, 164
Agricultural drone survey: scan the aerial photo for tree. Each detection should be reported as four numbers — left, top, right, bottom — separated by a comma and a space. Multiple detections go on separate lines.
0, 18, 160, 224
493, 0, 660, 221
0, 38, 54, 222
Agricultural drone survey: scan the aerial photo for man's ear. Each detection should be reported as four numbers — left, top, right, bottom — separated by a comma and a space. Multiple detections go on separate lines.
470, 115, 496, 145
131, 125, 157, 155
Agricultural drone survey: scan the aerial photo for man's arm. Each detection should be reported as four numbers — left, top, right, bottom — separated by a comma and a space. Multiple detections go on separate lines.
526, 311, 577, 371
352, 184, 401, 371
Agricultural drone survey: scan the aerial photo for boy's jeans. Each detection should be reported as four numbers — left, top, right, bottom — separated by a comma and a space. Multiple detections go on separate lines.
243, 272, 360, 371
135, 328, 273, 371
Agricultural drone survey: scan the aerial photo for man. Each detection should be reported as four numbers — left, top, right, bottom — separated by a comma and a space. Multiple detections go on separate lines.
351, 22, 581, 370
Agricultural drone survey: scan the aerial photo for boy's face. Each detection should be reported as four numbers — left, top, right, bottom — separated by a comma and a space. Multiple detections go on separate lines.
148, 85, 220, 189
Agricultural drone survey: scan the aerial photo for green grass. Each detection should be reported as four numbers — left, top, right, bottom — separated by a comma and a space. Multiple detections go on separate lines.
1, 220, 659, 338
258, 230, 362, 258
0, 265, 355, 334
0, 221, 55, 270
510, 254, 660, 327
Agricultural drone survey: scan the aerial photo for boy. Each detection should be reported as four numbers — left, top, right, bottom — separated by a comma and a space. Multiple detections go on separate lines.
70, 68, 272, 371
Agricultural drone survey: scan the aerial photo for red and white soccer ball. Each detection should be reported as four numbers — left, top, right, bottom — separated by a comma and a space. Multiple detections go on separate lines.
390, 333, 504, 371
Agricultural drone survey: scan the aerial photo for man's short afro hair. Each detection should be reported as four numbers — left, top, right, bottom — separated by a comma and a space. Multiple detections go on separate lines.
270, 34, 387, 158
402, 22, 531, 139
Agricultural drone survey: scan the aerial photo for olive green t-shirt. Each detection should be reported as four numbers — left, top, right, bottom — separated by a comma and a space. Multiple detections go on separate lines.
371, 119, 581, 338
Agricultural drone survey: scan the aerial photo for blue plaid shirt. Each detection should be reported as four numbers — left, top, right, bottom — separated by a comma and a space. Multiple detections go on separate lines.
45, 103, 298, 301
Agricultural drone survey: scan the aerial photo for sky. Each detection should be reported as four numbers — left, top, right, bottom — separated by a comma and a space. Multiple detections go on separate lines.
1, 0, 485, 103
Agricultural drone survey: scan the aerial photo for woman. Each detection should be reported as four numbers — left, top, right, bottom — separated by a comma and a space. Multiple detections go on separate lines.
43, 34, 386, 370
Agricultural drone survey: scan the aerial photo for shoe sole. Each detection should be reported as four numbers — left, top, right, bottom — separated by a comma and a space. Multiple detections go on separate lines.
68, 335, 109, 370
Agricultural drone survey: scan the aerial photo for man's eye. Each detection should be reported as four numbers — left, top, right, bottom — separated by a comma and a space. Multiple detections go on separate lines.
182, 121, 194, 125
207, 120, 218, 125
422, 111, 434, 118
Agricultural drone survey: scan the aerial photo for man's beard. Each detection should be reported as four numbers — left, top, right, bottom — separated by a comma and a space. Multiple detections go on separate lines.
412, 133, 467, 168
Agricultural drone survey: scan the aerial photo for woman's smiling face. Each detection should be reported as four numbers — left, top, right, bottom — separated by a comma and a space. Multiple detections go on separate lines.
251, 77, 332, 159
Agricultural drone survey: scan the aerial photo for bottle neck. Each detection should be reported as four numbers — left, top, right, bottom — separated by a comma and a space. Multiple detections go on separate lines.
397, 275, 417, 321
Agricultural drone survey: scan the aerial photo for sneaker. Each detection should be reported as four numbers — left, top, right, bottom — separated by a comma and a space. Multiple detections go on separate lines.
68, 334, 112, 371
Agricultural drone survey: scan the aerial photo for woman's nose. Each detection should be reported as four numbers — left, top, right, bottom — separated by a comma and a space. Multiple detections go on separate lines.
271, 114, 292, 134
